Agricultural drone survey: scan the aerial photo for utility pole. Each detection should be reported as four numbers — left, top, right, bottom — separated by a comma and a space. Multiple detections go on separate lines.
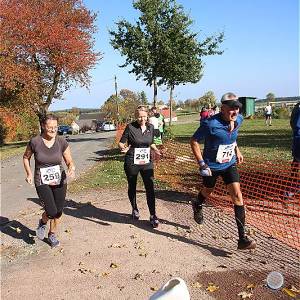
114, 75, 119, 127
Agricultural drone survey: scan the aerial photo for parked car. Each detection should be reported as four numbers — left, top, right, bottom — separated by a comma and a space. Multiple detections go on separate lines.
101, 122, 116, 131
58, 125, 72, 135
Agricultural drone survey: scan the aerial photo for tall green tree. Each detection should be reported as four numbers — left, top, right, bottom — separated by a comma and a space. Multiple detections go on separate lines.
109, 0, 223, 116
156, 3, 223, 124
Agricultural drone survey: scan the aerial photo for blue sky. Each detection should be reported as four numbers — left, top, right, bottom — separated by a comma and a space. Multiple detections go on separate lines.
50, 0, 299, 110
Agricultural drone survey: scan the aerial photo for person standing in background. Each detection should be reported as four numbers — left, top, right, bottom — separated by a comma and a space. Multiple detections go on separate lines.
264, 102, 272, 126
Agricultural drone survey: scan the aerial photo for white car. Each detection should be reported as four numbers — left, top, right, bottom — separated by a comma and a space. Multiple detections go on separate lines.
101, 122, 116, 131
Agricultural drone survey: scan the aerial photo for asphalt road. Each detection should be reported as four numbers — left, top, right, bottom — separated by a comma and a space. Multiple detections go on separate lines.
0, 131, 116, 221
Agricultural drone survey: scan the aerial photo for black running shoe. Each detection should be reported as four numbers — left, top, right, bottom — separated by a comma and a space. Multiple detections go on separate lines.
192, 200, 203, 224
238, 237, 257, 250
132, 209, 140, 220
150, 215, 159, 228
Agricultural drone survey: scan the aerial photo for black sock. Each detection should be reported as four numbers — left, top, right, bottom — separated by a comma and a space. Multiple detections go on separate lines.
234, 205, 245, 240
197, 192, 206, 207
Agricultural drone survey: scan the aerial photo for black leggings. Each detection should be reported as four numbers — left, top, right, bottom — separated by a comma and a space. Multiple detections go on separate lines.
36, 184, 67, 219
124, 163, 156, 216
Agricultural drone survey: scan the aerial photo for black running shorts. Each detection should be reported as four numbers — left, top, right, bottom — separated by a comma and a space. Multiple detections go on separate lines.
202, 164, 240, 188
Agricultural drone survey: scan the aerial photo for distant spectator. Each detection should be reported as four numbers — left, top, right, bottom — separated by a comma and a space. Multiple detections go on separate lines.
264, 103, 272, 126
199, 107, 209, 122
151, 107, 165, 140
149, 109, 162, 146
211, 105, 220, 116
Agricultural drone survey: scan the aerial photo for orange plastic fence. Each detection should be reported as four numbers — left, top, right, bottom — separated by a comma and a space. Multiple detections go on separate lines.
155, 140, 300, 251
115, 128, 300, 250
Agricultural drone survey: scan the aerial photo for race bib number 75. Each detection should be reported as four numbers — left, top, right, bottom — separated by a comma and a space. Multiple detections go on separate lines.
40, 165, 61, 185
216, 142, 236, 163
134, 148, 150, 165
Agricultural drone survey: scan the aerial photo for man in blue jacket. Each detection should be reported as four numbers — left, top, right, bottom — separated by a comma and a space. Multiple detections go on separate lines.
285, 102, 300, 200
290, 102, 300, 163
190, 92, 256, 250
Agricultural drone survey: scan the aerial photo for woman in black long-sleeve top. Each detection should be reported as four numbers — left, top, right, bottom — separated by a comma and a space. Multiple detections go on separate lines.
119, 106, 161, 228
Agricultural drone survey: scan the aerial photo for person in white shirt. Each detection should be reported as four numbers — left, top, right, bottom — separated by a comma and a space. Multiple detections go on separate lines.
264, 103, 272, 126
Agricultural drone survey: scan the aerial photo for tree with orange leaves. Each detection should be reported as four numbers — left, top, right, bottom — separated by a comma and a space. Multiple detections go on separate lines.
0, 0, 101, 123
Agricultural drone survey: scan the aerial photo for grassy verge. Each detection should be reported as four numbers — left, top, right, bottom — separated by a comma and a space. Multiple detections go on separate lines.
1, 141, 28, 161
68, 148, 171, 194
68, 149, 127, 193
170, 118, 292, 161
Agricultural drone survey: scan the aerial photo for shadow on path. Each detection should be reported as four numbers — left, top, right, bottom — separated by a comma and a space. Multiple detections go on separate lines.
0, 216, 35, 245
27, 197, 232, 258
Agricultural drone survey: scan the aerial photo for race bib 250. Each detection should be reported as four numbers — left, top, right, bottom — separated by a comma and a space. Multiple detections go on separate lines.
40, 165, 61, 185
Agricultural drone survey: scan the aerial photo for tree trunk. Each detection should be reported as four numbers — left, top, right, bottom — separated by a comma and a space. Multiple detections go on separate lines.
153, 78, 157, 107
169, 85, 174, 126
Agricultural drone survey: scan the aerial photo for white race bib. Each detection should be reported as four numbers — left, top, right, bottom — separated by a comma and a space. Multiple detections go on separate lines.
134, 148, 150, 165
216, 142, 236, 163
40, 165, 61, 185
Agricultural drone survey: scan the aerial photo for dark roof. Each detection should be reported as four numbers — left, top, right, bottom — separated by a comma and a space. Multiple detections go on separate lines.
255, 96, 300, 103
78, 112, 106, 120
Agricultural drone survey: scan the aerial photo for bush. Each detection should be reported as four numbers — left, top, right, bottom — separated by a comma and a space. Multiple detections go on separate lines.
274, 107, 290, 119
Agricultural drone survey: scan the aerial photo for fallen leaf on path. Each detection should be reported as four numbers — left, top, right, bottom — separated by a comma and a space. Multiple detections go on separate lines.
150, 287, 158, 291
238, 291, 253, 299
282, 288, 297, 298
217, 265, 227, 269
110, 262, 118, 268
246, 284, 256, 290
133, 273, 143, 280
289, 286, 300, 294
108, 243, 125, 248
101, 272, 110, 277
206, 283, 219, 292
191, 282, 202, 288
64, 229, 71, 233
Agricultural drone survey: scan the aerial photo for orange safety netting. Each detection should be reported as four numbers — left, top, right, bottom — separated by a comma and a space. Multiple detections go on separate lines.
115, 127, 300, 250
154, 140, 300, 251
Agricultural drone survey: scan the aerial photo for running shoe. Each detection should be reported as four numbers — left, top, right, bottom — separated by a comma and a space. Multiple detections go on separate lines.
237, 237, 256, 250
48, 233, 60, 248
150, 215, 159, 228
132, 209, 140, 220
192, 199, 203, 224
36, 219, 47, 240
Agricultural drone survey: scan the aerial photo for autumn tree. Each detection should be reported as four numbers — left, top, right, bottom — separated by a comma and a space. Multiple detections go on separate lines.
0, 0, 100, 124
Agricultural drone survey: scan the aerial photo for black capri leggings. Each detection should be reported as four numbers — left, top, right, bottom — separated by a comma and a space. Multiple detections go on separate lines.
36, 184, 67, 219
124, 162, 156, 216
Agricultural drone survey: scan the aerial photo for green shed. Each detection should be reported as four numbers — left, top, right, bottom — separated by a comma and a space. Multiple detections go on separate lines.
238, 97, 256, 117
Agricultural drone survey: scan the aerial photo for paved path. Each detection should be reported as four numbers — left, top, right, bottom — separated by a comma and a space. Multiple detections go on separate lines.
0, 131, 115, 220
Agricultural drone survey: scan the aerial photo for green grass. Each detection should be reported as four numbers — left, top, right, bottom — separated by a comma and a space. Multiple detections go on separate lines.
169, 118, 292, 161
68, 149, 128, 193
1, 141, 28, 160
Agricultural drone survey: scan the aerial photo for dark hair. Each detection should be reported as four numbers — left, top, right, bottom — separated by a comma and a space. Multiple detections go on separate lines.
41, 114, 58, 124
